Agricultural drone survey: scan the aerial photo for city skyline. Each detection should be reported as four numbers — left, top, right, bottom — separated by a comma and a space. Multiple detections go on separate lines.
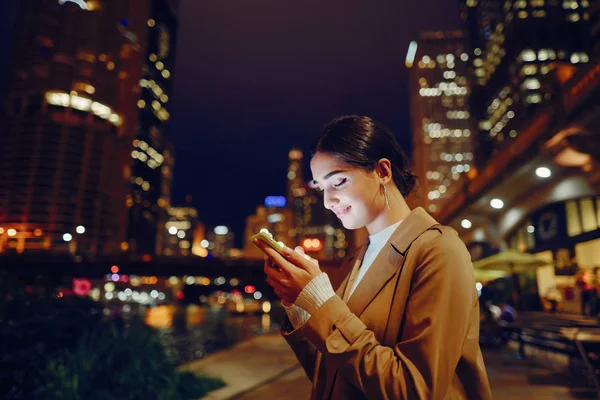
165, 0, 463, 243
0, 0, 462, 245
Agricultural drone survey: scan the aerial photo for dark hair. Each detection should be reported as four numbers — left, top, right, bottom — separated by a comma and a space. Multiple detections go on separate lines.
310, 115, 417, 197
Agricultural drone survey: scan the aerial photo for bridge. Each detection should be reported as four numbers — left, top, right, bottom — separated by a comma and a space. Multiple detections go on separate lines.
0, 252, 342, 303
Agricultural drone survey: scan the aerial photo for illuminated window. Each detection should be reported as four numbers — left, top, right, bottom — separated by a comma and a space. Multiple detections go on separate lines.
580, 198, 598, 232
525, 93, 542, 104
520, 49, 536, 62
566, 200, 582, 237
522, 78, 541, 90
521, 65, 537, 75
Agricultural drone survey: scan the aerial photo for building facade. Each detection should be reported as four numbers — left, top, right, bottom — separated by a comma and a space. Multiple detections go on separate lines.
126, 0, 178, 255
408, 31, 475, 215
0, 0, 150, 256
461, 0, 596, 167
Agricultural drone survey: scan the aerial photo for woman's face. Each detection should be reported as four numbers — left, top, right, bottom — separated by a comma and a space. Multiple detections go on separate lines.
310, 151, 381, 230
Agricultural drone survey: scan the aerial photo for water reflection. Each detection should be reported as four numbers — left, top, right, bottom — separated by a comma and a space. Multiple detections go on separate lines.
144, 304, 285, 365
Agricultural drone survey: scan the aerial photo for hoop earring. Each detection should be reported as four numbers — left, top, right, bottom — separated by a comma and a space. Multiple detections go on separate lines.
383, 184, 391, 211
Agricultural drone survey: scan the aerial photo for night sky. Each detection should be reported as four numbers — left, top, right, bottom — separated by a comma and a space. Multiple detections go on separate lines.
169, 0, 461, 244
0, 0, 462, 246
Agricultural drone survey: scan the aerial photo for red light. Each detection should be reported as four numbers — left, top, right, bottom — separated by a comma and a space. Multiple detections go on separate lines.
142, 254, 152, 262
302, 238, 322, 251
72, 278, 92, 297
176, 291, 184, 299
244, 285, 256, 294
120, 275, 129, 282
110, 265, 119, 273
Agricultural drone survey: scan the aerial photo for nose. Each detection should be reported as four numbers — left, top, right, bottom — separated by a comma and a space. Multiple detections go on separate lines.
323, 189, 339, 210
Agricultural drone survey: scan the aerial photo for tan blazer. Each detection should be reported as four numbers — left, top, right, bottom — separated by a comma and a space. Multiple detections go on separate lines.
283, 207, 493, 399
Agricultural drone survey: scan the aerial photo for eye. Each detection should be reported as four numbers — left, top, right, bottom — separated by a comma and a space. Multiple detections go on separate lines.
333, 178, 347, 188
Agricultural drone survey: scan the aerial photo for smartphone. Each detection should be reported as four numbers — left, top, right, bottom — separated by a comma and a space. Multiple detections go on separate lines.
252, 228, 286, 256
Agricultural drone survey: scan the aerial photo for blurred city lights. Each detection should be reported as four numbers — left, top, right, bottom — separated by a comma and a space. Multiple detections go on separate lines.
7, 229, 16, 237
461, 219, 472, 229
110, 265, 119, 273
490, 198, 504, 209
214, 225, 229, 235
264, 196, 286, 207
244, 285, 256, 294
215, 276, 226, 285
535, 166, 552, 178
111, 274, 120, 282
302, 238, 322, 251
176, 230, 186, 239
253, 291, 263, 300
405, 40, 418, 68
104, 282, 115, 292
58, 0, 87, 10
76, 225, 85, 234
63, 233, 73, 242
262, 301, 272, 313
200, 239, 209, 248
527, 225, 535, 233
168, 226, 178, 235
185, 276, 195, 285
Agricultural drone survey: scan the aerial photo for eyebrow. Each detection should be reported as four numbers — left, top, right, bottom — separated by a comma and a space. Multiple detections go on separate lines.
310, 169, 345, 187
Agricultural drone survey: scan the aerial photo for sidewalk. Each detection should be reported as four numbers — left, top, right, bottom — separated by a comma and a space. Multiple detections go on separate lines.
182, 333, 597, 400
179, 333, 309, 400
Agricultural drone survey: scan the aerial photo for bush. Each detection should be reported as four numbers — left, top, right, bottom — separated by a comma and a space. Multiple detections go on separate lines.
0, 296, 224, 399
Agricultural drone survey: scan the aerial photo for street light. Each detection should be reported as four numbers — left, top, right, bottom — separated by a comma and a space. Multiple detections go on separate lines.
63, 233, 73, 242
490, 198, 504, 210
76, 225, 86, 234
535, 166, 552, 178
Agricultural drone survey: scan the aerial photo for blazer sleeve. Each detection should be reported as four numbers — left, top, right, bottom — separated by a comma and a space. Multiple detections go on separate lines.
281, 317, 319, 382
298, 231, 477, 399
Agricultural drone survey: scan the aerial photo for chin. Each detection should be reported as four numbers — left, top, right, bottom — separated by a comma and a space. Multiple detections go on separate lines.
341, 218, 364, 231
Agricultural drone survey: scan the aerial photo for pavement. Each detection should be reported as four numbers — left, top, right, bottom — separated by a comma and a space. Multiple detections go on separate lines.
181, 333, 598, 400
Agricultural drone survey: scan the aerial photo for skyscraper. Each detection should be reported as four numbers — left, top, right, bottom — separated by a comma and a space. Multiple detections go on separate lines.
161, 206, 202, 257
0, 0, 149, 256
407, 31, 475, 215
126, 0, 178, 255
287, 147, 304, 207
461, 0, 596, 167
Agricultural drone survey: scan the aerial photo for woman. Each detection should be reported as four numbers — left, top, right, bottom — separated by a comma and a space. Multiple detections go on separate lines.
254, 116, 492, 399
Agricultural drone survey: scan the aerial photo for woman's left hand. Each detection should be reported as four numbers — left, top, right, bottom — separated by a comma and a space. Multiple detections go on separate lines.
255, 240, 322, 305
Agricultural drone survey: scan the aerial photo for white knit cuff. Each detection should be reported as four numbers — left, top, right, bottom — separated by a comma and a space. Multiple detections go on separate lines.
294, 272, 336, 315
284, 304, 311, 329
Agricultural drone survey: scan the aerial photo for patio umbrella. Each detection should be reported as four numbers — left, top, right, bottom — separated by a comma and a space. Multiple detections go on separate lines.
473, 250, 550, 273
473, 250, 553, 310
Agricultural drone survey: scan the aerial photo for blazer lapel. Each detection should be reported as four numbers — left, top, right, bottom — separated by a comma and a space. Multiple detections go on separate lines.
345, 207, 440, 317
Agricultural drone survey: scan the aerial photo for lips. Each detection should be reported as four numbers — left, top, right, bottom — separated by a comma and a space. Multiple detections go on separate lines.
333, 205, 351, 218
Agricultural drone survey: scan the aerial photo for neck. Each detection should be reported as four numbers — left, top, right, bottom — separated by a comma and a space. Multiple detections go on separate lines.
365, 185, 411, 235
